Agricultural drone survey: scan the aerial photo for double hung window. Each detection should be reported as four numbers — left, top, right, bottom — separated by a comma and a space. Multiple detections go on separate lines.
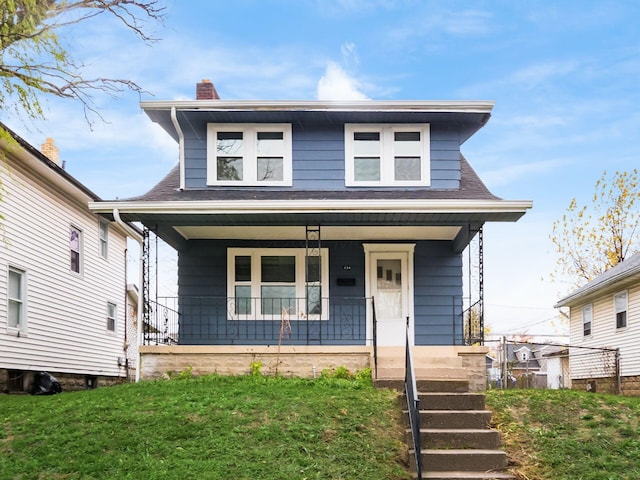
99, 220, 109, 259
228, 248, 328, 320
345, 124, 430, 186
582, 304, 592, 337
207, 124, 292, 186
70, 226, 82, 274
614, 291, 627, 329
8, 267, 26, 332
107, 302, 117, 332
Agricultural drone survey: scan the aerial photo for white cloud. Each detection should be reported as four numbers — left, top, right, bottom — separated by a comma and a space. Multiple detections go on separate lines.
317, 62, 369, 101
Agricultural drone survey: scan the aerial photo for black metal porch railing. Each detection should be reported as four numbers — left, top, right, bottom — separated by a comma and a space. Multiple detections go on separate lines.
463, 299, 484, 345
144, 296, 368, 346
405, 316, 422, 479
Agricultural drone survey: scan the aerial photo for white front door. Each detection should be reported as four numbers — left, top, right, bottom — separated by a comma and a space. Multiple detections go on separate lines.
364, 244, 415, 347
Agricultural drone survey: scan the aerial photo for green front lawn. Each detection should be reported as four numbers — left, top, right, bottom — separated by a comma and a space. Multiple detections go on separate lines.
1, 373, 410, 480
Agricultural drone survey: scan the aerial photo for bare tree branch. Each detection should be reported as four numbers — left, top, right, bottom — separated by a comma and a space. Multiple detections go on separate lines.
0, 0, 165, 127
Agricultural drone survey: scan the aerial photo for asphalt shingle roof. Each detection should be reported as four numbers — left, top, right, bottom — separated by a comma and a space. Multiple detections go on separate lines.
123, 155, 500, 203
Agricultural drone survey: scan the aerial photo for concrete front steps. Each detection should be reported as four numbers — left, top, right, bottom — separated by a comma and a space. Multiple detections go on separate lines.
404, 380, 515, 480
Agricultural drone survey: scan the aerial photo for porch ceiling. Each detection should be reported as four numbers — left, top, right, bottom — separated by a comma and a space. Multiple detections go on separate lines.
173, 225, 462, 241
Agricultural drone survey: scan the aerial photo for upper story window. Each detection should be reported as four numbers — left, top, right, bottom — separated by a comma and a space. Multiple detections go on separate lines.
207, 124, 292, 186
99, 220, 109, 259
345, 124, 430, 187
107, 302, 117, 332
8, 267, 27, 333
582, 304, 592, 337
70, 226, 82, 274
614, 291, 627, 329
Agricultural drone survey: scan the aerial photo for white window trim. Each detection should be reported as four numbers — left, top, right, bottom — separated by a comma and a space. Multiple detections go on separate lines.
207, 123, 292, 186
582, 304, 593, 337
227, 247, 329, 321
614, 290, 628, 330
70, 225, 83, 275
107, 302, 117, 333
345, 123, 431, 187
99, 219, 109, 259
7, 266, 27, 335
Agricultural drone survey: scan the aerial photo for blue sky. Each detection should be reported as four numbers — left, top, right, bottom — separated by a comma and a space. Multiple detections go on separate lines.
7, 0, 640, 337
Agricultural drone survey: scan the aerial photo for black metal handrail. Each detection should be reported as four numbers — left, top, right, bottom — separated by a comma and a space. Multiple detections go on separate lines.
405, 316, 422, 479
372, 296, 378, 379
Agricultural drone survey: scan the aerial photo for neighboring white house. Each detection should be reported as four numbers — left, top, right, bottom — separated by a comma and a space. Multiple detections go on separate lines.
0, 124, 140, 392
555, 252, 640, 396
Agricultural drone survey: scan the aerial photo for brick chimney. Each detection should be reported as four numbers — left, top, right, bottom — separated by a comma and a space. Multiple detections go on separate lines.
41, 137, 60, 166
196, 79, 220, 100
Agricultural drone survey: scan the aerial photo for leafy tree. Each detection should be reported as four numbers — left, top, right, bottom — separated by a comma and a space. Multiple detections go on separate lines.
550, 169, 640, 287
0, 0, 164, 126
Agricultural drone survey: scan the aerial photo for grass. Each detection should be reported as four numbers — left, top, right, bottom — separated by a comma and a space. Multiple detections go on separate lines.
486, 389, 640, 480
0, 372, 410, 480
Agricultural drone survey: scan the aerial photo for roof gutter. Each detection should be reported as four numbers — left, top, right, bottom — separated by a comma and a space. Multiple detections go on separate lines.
170, 106, 186, 191
90, 199, 532, 215
113, 208, 143, 382
141, 99, 495, 114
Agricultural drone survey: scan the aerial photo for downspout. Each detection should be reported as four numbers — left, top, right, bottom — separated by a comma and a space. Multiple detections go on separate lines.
113, 208, 144, 382
171, 106, 186, 191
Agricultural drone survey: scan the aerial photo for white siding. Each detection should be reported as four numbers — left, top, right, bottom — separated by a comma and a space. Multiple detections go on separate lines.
569, 282, 640, 378
0, 160, 129, 377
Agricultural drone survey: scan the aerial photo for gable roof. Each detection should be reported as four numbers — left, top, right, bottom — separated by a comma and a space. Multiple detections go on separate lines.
555, 252, 640, 307
1, 122, 101, 203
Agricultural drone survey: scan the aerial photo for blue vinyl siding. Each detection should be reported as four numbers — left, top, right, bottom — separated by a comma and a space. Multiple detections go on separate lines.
414, 241, 464, 346
176, 239, 462, 346
182, 120, 461, 190
184, 124, 208, 188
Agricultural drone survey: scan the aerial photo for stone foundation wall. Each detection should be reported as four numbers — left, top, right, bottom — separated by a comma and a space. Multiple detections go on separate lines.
1, 369, 126, 393
621, 375, 640, 396
140, 346, 372, 379
572, 377, 618, 395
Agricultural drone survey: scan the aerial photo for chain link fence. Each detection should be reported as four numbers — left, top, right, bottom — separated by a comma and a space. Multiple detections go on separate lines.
486, 339, 620, 394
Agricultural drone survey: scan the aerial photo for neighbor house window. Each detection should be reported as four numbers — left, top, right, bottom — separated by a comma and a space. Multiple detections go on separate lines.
99, 220, 109, 258
107, 302, 117, 332
7, 267, 26, 332
207, 124, 292, 186
227, 248, 328, 320
70, 226, 82, 274
582, 304, 592, 337
614, 291, 627, 329
345, 124, 430, 186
